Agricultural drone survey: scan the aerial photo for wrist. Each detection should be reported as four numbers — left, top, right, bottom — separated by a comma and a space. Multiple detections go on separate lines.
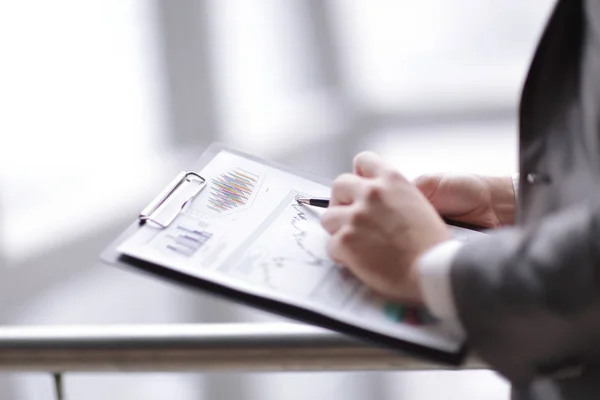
485, 176, 516, 226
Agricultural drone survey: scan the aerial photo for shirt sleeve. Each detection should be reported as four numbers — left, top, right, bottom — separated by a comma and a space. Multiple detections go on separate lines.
418, 174, 517, 321
417, 240, 464, 320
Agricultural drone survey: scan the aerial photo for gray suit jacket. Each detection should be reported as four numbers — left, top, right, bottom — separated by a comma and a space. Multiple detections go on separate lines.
451, 1, 600, 399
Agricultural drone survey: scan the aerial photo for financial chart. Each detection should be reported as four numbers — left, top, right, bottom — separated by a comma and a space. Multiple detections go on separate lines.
228, 191, 360, 307
208, 168, 260, 213
145, 162, 267, 267
148, 213, 215, 259
164, 225, 213, 257
266, 201, 333, 268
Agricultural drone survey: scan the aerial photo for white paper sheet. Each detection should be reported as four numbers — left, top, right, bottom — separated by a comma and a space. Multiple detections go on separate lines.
119, 150, 481, 353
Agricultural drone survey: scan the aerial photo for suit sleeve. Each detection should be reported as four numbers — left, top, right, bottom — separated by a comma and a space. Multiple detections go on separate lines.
451, 201, 600, 384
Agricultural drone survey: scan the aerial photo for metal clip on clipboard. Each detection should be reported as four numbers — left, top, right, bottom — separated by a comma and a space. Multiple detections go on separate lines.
139, 171, 206, 228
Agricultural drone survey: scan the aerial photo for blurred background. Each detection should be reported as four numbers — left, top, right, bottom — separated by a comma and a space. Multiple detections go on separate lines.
0, 0, 555, 398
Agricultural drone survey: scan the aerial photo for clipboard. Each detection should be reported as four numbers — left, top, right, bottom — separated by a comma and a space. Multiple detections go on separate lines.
101, 142, 471, 366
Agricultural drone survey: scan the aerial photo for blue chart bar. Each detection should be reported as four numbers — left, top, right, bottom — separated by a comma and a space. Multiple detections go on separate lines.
166, 226, 213, 257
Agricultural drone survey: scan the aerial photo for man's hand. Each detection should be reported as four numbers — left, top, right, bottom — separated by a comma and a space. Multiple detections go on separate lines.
414, 174, 516, 229
321, 152, 450, 304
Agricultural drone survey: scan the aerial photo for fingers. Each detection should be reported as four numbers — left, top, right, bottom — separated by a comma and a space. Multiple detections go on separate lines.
353, 152, 408, 186
353, 151, 387, 178
321, 205, 353, 235
330, 173, 364, 206
326, 226, 355, 264
324, 173, 364, 236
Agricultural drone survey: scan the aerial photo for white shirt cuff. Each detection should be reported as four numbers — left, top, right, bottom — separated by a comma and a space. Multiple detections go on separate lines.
417, 240, 464, 320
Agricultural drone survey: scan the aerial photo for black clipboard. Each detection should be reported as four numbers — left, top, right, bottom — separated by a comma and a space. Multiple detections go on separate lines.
101, 142, 471, 366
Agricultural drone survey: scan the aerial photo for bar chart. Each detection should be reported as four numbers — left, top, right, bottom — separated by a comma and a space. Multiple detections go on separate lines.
165, 226, 213, 257
208, 168, 260, 212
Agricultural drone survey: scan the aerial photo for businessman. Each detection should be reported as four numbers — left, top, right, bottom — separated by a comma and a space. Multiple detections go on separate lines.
322, 1, 600, 399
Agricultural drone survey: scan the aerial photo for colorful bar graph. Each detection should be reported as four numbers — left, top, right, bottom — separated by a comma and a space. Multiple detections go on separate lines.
384, 302, 438, 326
208, 168, 259, 212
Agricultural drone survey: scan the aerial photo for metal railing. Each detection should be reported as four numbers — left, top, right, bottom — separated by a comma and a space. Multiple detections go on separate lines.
0, 323, 485, 399
0, 323, 484, 372
0, 322, 484, 372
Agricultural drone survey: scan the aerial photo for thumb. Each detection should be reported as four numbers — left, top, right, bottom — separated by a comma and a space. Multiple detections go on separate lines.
413, 174, 444, 200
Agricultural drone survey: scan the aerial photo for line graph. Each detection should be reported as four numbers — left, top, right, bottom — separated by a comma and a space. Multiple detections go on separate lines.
229, 191, 359, 305
256, 196, 335, 285
267, 202, 333, 268
208, 168, 260, 212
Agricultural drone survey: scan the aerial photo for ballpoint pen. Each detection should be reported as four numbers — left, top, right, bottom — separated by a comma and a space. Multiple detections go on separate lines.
297, 196, 485, 231
296, 197, 330, 208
